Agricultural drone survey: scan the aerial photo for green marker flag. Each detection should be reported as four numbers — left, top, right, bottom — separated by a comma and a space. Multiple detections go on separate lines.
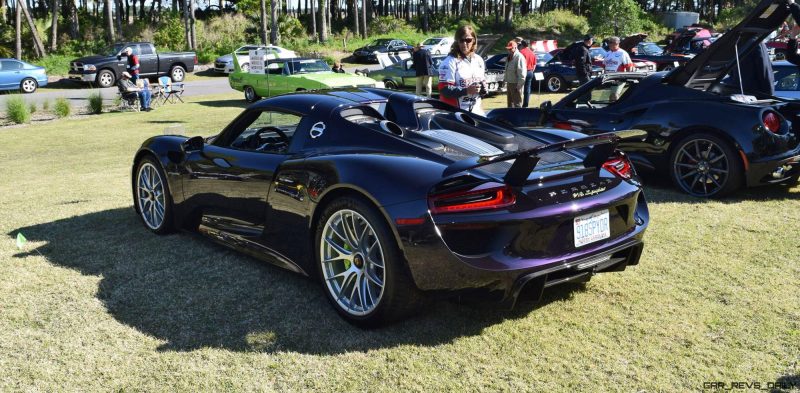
16, 233, 27, 250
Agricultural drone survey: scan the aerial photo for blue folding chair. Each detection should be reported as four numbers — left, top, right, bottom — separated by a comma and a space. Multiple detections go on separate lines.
157, 76, 185, 104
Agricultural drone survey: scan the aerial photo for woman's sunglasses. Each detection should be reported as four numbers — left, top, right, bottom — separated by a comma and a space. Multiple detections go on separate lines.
459, 38, 474, 44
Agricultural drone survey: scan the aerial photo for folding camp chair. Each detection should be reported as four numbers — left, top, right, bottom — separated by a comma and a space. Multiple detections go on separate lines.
157, 76, 185, 104
117, 86, 140, 112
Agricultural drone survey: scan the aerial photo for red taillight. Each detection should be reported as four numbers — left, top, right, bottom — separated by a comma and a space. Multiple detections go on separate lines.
763, 111, 780, 134
429, 183, 516, 214
553, 121, 573, 130
194, 55, 198, 65
602, 154, 633, 179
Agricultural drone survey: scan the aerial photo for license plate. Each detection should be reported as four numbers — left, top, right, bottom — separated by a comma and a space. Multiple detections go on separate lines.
574, 210, 610, 247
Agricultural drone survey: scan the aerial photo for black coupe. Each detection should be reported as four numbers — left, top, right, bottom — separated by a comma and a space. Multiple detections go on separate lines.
488, 0, 800, 197
131, 89, 649, 326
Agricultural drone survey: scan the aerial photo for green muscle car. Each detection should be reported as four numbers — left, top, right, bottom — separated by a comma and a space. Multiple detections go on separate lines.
228, 56, 382, 102
367, 55, 505, 95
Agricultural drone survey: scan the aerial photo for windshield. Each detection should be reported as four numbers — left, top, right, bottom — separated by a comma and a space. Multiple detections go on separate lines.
288, 59, 332, 74
640, 43, 663, 55
105, 43, 126, 56
368, 39, 393, 47
423, 38, 442, 45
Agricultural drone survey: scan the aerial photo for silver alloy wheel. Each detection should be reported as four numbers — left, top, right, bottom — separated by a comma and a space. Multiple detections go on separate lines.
136, 162, 167, 230
547, 76, 561, 92
241, 63, 250, 72
673, 138, 730, 197
98, 71, 114, 87
244, 86, 256, 101
21, 78, 37, 93
171, 67, 185, 81
320, 209, 386, 316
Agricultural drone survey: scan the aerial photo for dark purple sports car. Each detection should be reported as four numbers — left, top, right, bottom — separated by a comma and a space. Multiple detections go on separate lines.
131, 88, 649, 326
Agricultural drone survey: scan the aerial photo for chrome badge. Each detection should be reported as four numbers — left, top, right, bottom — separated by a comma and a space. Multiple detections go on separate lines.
310, 122, 326, 139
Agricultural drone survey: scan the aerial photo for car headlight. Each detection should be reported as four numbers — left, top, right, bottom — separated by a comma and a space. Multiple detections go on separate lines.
84, 64, 96, 71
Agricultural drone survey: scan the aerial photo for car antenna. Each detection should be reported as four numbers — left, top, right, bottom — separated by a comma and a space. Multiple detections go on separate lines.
734, 34, 745, 96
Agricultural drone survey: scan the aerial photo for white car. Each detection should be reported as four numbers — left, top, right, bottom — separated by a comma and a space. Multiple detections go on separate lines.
421, 37, 453, 55
214, 45, 297, 74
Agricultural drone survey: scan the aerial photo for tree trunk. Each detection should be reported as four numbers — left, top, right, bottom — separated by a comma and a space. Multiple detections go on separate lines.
1, 0, 7, 24
189, 0, 196, 49
15, 4, 21, 59
115, 0, 123, 34
422, 0, 428, 32
260, 0, 268, 44
361, 0, 367, 38
67, 0, 79, 38
351, 0, 359, 36
504, 0, 512, 26
50, 0, 59, 51
319, 0, 328, 43
20, 0, 46, 56
183, 0, 191, 48
311, 0, 317, 40
270, 0, 279, 44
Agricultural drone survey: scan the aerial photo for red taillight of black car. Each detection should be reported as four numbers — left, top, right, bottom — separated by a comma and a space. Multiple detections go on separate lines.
429, 183, 516, 214
602, 154, 633, 179
762, 111, 781, 134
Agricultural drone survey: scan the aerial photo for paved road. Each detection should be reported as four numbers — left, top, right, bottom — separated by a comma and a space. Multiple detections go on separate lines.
0, 64, 385, 110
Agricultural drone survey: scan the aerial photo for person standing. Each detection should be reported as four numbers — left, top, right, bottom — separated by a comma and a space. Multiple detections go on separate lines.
602, 36, 635, 72
518, 40, 538, 107
573, 35, 594, 85
412, 42, 435, 97
120, 47, 140, 83
503, 40, 526, 108
438, 25, 488, 115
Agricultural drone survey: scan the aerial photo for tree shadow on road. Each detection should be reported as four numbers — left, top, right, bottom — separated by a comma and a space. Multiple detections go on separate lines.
10, 207, 581, 355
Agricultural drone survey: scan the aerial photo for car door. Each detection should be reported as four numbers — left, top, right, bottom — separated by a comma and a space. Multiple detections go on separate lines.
401, 58, 416, 87
0, 60, 24, 89
182, 108, 303, 228
137, 44, 158, 76
551, 78, 638, 133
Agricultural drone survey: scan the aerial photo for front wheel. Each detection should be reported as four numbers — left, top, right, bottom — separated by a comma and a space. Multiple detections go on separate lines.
384, 80, 398, 89
315, 197, 422, 327
20, 78, 38, 93
170, 65, 186, 82
135, 156, 175, 234
241, 63, 250, 72
546, 75, 566, 92
662, 64, 676, 72
96, 69, 115, 88
669, 133, 743, 198
244, 86, 260, 102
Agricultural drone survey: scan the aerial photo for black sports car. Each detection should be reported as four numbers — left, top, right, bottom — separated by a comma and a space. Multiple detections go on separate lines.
485, 52, 604, 93
352, 39, 414, 63
131, 89, 649, 326
488, 0, 800, 198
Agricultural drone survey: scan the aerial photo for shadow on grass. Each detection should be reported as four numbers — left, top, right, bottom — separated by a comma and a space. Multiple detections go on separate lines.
9, 207, 580, 354
196, 98, 249, 109
638, 173, 799, 204
771, 374, 800, 393
194, 69, 225, 77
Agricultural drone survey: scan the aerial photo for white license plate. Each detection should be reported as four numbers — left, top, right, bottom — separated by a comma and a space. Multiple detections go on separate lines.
574, 210, 610, 247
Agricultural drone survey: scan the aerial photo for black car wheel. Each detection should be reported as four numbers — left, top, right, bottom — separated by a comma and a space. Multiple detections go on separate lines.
170, 65, 186, 82
315, 196, 421, 327
135, 156, 175, 234
244, 86, 260, 102
96, 69, 115, 88
662, 64, 676, 72
546, 75, 566, 92
384, 80, 398, 89
20, 78, 38, 93
669, 133, 743, 198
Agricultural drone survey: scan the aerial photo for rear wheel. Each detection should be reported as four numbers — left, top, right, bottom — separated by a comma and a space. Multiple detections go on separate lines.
546, 74, 566, 92
315, 197, 421, 327
244, 86, 260, 102
669, 133, 743, 198
384, 80, 398, 89
20, 78, 37, 93
170, 65, 186, 82
135, 156, 175, 234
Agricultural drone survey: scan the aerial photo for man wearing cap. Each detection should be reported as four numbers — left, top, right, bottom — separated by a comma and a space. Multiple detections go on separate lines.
503, 40, 525, 108
412, 42, 435, 97
518, 40, 538, 108
117, 72, 153, 111
574, 34, 594, 85
118, 47, 141, 83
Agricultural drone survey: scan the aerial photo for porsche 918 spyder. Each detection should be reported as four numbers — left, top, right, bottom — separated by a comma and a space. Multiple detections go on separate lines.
131, 89, 649, 326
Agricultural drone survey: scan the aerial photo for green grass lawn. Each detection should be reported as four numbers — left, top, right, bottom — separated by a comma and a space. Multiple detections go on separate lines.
0, 92, 798, 391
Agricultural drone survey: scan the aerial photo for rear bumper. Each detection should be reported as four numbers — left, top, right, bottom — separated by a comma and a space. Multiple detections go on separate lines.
745, 147, 800, 186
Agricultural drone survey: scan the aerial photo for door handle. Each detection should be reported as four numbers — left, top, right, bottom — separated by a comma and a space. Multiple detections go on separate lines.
212, 157, 231, 168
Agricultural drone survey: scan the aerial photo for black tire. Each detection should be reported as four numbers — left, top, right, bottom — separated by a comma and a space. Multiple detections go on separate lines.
314, 196, 422, 327
546, 74, 566, 93
384, 80, 398, 89
661, 64, 676, 72
20, 78, 38, 93
669, 133, 743, 198
170, 65, 186, 82
96, 69, 115, 88
134, 156, 175, 234
244, 86, 260, 102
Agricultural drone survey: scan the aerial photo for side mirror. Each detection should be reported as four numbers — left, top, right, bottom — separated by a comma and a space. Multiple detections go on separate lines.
181, 136, 204, 155
540, 100, 552, 112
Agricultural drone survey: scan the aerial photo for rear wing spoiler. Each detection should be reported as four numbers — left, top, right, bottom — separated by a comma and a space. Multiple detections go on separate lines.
442, 130, 647, 186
